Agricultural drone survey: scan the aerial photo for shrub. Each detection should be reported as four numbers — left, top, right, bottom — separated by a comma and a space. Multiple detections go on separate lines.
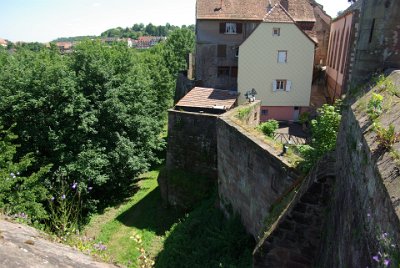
375, 123, 400, 150
299, 112, 310, 124
367, 93, 383, 120
258, 120, 279, 137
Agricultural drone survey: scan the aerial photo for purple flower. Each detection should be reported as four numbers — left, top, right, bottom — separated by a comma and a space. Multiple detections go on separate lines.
50, 196, 55, 201
71, 182, 78, 189
382, 232, 388, 239
88, 186, 93, 191
384, 259, 390, 267
61, 194, 66, 200
372, 255, 380, 262
367, 213, 371, 217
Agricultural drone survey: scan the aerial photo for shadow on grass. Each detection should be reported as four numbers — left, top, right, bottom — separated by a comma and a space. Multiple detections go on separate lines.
116, 186, 184, 236
154, 196, 255, 268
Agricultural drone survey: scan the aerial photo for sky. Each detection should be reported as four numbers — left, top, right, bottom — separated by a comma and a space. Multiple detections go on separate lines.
0, 0, 352, 43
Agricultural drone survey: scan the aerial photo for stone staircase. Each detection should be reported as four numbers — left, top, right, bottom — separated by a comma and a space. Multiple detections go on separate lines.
253, 154, 336, 268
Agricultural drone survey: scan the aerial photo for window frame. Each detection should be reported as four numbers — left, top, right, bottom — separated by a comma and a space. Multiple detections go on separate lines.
277, 50, 288, 63
273, 28, 280, 36
219, 22, 243, 35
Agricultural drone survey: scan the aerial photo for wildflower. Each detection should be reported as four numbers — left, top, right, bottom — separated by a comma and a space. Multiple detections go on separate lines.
61, 194, 66, 200
384, 259, 390, 267
71, 182, 78, 190
372, 255, 380, 262
50, 196, 55, 201
382, 232, 388, 239
10, 172, 16, 178
88, 186, 93, 191
367, 213, 371, 217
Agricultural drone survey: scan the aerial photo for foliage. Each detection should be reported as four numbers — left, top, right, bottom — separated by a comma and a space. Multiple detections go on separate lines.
294, 104, 341, 173
0, 35, 186, 224
0, 125, 51, 222
299, 112, 310, 124
156, 196, 254, 268
236, 107, 251, 120
163, 28, 195, 76
100, 23, 194, 39
374, 123, 400, 151
310, 104, 342, 154
258, 120, 279, 137
367, 93, 384, 120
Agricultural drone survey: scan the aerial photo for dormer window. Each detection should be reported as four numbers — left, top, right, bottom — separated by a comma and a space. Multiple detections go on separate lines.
273, 28, 280, 36
220, 22, 243, 34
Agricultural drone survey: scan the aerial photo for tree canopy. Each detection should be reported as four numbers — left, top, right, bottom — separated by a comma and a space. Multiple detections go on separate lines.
0, 28, 195, 225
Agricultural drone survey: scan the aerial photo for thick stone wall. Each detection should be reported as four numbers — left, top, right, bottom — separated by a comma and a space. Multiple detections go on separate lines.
165, 110, 218, 179
316, 71, 400, 267
159, 110, 218, 208
217, 104, 300, 238
351, 0, 400, 85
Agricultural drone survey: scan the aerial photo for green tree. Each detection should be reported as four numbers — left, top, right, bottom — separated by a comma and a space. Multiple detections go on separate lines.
163, 28, 195, 76
0, 125, 51, 222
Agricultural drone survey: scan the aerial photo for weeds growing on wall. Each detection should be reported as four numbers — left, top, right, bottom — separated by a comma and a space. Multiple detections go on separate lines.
236, 107, 251, 120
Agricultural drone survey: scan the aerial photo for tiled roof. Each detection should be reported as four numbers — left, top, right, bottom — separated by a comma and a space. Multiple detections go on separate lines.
304, 30, 318, 43
196, 0, 315, 22
263, 3, 295, 23
176, 87, 239, 110
0, 38, 7, 45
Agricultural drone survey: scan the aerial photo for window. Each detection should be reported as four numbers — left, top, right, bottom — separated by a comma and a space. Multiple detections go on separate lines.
231, 66, 238, 78
217, 66, 230, 77
219, 22, 242, 34
273, 28, 280, 36
261, 109, 268, 115
235, 48, 239, 58
277, 50, 287, 63
217, 45, 226, 57
217, 66, 237, 78
369, 18, 375, 43
273, 80, 292, 92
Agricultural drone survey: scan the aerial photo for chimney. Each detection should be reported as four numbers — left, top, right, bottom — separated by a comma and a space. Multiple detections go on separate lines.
267, 0, 273, 12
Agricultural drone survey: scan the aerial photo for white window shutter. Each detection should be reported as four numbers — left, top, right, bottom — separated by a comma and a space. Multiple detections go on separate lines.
286, 80, 292, 91
272, 80, 277, 92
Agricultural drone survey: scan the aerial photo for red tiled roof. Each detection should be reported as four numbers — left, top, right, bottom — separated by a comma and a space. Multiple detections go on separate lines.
196, 0, 315, 22
176, 87, 239, 110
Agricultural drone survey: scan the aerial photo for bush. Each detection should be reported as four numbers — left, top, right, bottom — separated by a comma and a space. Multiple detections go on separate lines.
258, 120, 279, 137
367, 93, 383, 120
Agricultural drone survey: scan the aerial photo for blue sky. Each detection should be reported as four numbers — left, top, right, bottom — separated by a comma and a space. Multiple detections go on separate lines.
0, 0, 351, 42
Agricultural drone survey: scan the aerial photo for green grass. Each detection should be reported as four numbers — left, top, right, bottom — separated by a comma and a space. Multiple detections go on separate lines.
79, 168, 254, 268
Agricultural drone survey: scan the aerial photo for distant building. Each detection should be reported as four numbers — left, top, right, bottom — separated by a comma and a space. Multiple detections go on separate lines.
132, 36, 165, 49
55, 42, 74, 53
0, 38, 8, 47
238, 3, 316, 121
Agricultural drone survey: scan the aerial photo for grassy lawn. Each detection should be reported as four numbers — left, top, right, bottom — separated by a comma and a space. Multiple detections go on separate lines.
81, 168, 254, 268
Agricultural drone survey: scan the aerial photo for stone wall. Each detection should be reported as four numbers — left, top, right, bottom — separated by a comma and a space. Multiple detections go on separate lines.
217, 103, 300, 238
165, 110, 218, 178
316, 70, 400, 267
159, 110, 218, 208
351, 0, 400, 86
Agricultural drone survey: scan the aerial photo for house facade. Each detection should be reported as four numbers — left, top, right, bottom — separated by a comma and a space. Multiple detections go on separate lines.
326, 0, 400, 99
325, 5, 359, 102
195, 0, 317, 91
238, 4, 316, 121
